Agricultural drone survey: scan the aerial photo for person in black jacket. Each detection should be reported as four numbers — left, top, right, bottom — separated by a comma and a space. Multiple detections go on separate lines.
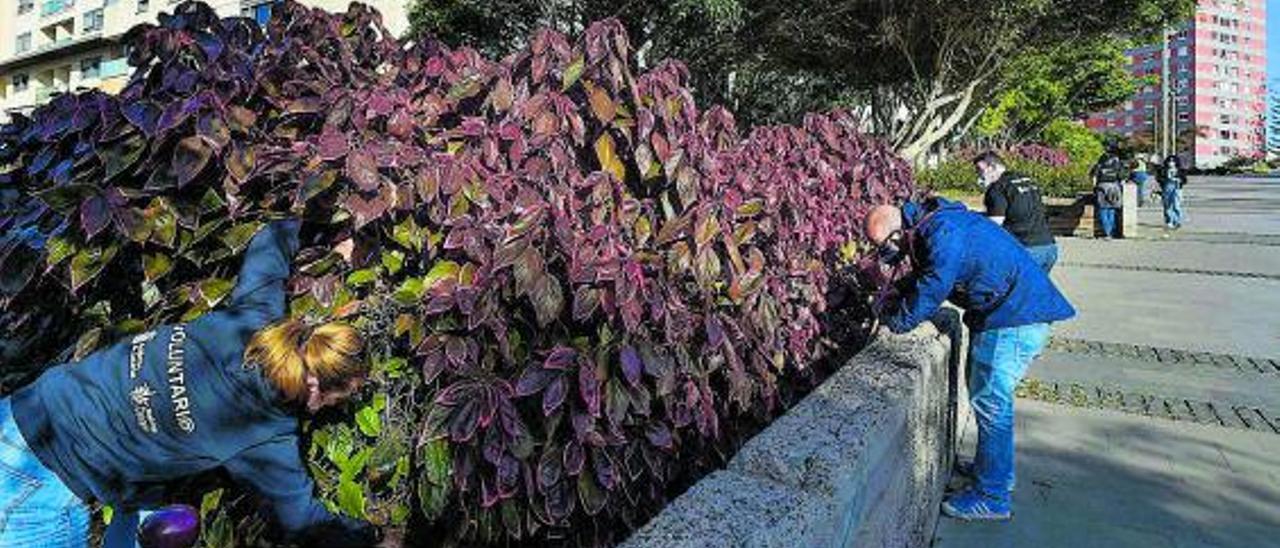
0, 220, 386, 547
1090, 149, 1126, 239
974, 151, 1058, 272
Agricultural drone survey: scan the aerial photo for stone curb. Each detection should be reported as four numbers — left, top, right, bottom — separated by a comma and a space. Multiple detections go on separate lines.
622, 314, 956, 548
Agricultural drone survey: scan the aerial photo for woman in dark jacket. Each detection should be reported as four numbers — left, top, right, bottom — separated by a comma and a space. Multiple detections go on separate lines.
0, 220, 382, 547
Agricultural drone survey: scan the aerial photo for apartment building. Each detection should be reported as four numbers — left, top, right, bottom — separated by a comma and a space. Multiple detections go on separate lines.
1085, 0, 1267, 168
0, 0, 409, 123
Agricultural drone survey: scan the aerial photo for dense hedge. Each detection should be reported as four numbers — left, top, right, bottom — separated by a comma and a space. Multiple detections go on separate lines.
917, 145, 1092, 199
0, 1, 916, 545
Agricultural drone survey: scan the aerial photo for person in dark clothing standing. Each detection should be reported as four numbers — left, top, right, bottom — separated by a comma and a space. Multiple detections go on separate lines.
1090, 149, 1127, 239
974, 151, 1059, 272
0, 220, 385, 547
865, 198, 1075, 521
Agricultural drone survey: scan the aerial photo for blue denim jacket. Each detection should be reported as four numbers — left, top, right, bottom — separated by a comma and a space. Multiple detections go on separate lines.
883, 198, 1076, 333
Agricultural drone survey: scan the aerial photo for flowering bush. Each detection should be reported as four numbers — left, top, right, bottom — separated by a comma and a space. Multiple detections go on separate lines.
917, 144, 1089, 199
0, 1, 915, 544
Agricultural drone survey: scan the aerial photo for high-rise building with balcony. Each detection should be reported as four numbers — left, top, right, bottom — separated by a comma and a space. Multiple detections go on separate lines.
1085, 0, 1267, 168
0, 1, 409, 123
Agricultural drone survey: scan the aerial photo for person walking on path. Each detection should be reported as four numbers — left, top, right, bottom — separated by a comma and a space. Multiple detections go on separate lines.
865, 197, 1076, 521
974, 151, 1059, 272
1130, 155, 1151, 207
1157, 154, 1187, 230
1090, 149, 1126, 239
0, 220, 387, 547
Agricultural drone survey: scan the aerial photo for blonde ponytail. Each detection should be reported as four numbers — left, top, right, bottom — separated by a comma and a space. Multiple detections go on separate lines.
245, 319, 367, 403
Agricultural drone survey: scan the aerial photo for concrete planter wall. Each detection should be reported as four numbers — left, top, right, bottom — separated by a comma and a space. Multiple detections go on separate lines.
622, 312, 960, 548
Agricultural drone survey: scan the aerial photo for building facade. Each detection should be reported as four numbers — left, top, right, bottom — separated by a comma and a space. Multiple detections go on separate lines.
0, 0, 408, 123
1085, 0, 1267, 168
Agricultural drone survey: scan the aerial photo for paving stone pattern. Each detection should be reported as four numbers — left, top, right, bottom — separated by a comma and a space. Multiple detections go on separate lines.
1016, 377, 1280, 435
1044, 336, 1280, 374
1058, 261, 1280, 281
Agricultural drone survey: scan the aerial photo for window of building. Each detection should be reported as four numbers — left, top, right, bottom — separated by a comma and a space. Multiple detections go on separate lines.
84, 9, 104, 33
16, 32, 31, 54
81, 57, 101, 80
242, 2, 280, 25
12, 74, 29, 92
18, 0, 34, 14
137, 0, 149, 13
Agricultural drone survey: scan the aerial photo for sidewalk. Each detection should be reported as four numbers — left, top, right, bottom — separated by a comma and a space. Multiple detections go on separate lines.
934, 400, 1280, 548
933, 176, 1280, 548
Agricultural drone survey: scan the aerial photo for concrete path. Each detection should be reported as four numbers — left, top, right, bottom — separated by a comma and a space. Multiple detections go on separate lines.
933, 176, 1280, 548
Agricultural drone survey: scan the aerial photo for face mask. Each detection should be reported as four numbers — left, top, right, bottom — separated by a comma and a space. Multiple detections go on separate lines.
876, 230, 905, 265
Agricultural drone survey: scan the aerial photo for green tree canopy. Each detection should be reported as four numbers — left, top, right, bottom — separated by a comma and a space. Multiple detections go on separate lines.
409, 0, 1196, 162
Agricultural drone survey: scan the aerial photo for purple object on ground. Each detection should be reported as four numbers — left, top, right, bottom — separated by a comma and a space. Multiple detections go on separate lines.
139, 504, 201, 548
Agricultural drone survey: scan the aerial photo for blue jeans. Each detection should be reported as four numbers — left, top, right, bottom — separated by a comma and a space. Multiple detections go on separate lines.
0, 398, 91, 547
967, 323, 1052, 502
1025, 244, 1058, 273
1097, 207, 1118, 238
1162, 183, 1183, 227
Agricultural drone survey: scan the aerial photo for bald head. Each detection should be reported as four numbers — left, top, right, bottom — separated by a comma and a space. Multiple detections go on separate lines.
865, 204, 903, 246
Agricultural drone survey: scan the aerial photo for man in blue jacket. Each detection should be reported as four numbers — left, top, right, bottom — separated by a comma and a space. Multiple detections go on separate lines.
865, 197, 1076, 521
1, 220, 382, 546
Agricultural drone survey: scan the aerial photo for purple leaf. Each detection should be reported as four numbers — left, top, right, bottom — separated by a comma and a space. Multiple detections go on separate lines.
543, 346, 577, 370
515, 366, 558, 397
578, 359, 601, 417
79, 195, 112, 239
542, 377, 567, 416
619, 346, 642, 387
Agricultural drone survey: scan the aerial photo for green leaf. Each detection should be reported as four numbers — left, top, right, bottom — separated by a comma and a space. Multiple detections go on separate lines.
342, 448, 372, 482
390, 503, 410, 526
143, 253, 173, 283
73, 328, 102, 361
374, 356, 408, 379
100, 133, 148, 182
594, 132, 626, 182
300, 169, 338, 201
562, 56, 585, 90
323, 426, 355, 468
199, 187, 226, 214
445, 74, 483, 102
346, 268, 378, 286
336, 478, 367, 519
392, 277, 426, 305
146, 198, 178, 248
198, 277, 235, 307
381, 250, 405, 274
200, 488, 225, 519
219, 221, 262, 254
424, 260, 460, 288
355, 403, 382, 437
391, 217, 425, 251
45, 235, 77, 270
69, 244, 119, 292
